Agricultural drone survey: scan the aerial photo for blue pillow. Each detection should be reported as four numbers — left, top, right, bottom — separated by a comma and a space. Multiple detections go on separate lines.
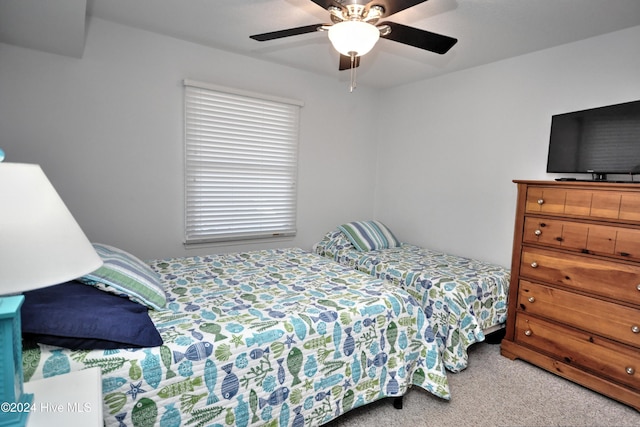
338, 220, 400, 252
21, 281, 163, 350
78, 243, 166, 310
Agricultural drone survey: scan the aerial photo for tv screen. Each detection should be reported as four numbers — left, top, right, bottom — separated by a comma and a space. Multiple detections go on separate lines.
546, 100, 640, 179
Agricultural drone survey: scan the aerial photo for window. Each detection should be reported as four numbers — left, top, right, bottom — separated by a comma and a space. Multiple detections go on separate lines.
184, 80, 302, 244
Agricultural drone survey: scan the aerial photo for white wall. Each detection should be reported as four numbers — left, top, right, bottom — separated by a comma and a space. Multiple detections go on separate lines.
0, 17, 381, 260
2, 17, 639, 267
375, 26, 640, 267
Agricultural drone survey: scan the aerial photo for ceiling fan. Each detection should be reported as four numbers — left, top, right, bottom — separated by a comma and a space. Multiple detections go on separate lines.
250, 0, 457, 90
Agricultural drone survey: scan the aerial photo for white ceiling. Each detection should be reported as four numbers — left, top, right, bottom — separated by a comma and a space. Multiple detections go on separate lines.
2, 0, 640, 88
0, 0, 87, 58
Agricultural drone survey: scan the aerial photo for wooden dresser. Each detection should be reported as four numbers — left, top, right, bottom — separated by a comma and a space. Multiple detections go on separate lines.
501, 180, 640, 411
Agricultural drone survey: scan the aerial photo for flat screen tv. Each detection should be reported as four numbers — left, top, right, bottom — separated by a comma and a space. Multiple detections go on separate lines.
546, 100, 640, 181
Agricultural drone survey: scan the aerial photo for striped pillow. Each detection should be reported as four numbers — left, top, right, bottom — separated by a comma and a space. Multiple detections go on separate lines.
338, 220, 400, 252
79, 243, 166, 310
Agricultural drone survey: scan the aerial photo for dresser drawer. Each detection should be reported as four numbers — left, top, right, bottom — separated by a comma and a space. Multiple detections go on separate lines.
523, 217, 640, 262
517, 280, 640, 348
525, 186, 640, 222
520, 246, 640, 305
514, 313, 639, 390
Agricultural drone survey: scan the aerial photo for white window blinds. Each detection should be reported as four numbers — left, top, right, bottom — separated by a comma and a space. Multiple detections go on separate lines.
184, 80, 302, 244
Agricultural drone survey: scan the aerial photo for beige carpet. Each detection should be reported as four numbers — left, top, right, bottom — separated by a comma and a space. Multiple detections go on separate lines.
325, 342, 639, 427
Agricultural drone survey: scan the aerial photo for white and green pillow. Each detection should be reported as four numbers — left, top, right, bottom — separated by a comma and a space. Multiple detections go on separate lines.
338, 220, 400, 252
79, 243, 166, 310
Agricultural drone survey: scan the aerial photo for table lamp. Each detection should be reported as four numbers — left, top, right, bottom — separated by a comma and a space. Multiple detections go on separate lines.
0, 160, 103, 427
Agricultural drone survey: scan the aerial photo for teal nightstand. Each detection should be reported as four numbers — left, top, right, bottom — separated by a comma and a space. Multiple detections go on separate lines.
0, 295, 33, 427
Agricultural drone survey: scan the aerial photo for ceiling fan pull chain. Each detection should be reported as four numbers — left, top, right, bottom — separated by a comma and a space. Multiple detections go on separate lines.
349, 52, 357, 92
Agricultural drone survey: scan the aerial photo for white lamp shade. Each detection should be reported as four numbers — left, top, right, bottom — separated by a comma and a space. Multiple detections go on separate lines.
328, 21, 380, 57
0, 163, 102, 294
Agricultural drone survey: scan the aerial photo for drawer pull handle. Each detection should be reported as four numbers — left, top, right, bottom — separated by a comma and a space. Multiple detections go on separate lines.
524, 330, 532, 336
537, 199, 544, 205
632, 325, 640, 334
636, 284, 640, 291
534, 229, 542, 236
528, 297, 535, 303
626, 367, 635, 375
531, 262, 538, 268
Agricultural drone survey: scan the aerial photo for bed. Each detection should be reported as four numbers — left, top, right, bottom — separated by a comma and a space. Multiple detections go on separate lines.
21, 245, 450, 427
313, 222, 510, 373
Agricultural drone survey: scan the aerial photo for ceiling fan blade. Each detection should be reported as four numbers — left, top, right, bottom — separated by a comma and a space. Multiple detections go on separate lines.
250, 24, 326, 41
339, 54, 361, 71
372, 1, 430, 18
309, 1, 345, 10
379, 21, 457, 54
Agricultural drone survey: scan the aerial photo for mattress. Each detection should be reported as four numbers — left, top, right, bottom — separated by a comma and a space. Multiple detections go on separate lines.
315, 230, 510, 372
22, 247, 450, 426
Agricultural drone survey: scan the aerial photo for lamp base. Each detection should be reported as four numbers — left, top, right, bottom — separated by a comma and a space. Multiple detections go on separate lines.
0, 392, 33, 427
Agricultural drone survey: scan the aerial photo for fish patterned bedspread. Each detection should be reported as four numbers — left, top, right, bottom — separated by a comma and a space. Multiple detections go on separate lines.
22, 248, 449, 427
314, 231, 510, 372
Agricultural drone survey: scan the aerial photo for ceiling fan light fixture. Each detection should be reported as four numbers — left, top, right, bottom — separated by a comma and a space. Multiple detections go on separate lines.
328, 21, 380, 57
